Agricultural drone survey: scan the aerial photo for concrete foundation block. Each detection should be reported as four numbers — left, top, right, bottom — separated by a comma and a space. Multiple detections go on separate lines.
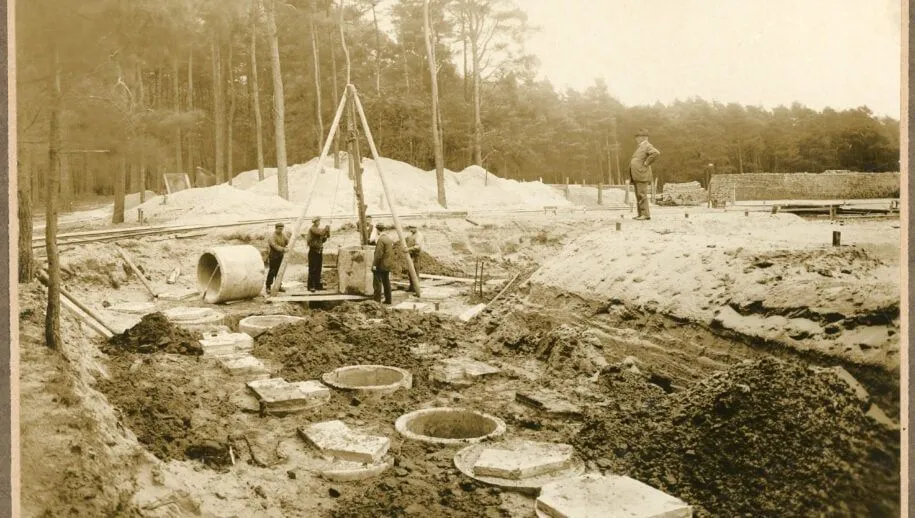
516, 390, 582, 417
158, 287, 199, 301
199, 333, 254, 358
218, 354, 270, 379
246, 378, 330, 414
301, 420, 390, 464
537, 474, 692, 518
473, 441, 574, 480
432, 357, 500, 385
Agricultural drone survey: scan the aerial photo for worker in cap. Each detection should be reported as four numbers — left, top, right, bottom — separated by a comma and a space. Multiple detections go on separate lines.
363, 215, 377, 245
372, 224, 395, 304
629, 128, 660, 220
307, 216, 332, 292
265, 222, 290, 293
404, 225, 425, 293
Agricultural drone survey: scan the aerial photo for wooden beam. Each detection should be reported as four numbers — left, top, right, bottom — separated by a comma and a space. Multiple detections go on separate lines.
115, 245, 158, 298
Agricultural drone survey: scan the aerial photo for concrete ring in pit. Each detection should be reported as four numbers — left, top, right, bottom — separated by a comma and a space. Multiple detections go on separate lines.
452, 442, 586, 494
395, 408, 506, 445
238, 315, 306, 338
162, 306, 226, 331
321, 365, 412, 396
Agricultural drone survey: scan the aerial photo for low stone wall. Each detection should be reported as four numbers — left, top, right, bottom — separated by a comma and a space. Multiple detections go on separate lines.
659, 181, 707, 206
709, 172, 900, 204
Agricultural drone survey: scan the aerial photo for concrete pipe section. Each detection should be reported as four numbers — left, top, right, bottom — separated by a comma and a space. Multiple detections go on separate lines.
197, 245, 266, 304
238, 315, 306, 338
322, 365, 412, 396
395, 407, 506, 445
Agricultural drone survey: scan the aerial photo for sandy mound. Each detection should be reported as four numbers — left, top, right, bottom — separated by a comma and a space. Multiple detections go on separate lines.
133, 184, 299, 224
574, 358, 899, 517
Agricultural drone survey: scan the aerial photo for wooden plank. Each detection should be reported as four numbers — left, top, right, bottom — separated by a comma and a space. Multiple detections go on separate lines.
267, 294, 369, 302
116, 246, 159, 298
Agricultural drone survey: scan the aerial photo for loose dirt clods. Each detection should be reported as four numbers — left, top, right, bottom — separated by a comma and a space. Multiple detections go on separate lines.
105, 312, 204, 356
574, 358, 900, 517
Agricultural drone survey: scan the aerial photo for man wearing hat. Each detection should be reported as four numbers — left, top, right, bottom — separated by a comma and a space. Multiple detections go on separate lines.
266, 222, 290, 293
307, 216, 331, 292
404, 225, 425, 293
629, 129, 661, 220
372, 224, 395, 304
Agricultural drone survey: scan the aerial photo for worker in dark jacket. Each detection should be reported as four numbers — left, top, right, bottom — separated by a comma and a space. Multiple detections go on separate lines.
266, 222, 289, 293
372, 224, 395, 305
307, 217, 331, 292
629, 128, 661, 220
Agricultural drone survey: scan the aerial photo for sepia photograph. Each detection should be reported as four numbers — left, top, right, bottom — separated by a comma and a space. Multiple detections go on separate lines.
11, 0, 905, 516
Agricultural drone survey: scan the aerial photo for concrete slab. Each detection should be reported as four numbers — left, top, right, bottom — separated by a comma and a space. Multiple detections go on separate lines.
432, 357, 500, 386
247, 378, 329, 414
536, 474, 693, 518
300, 420, 391, 464
218, 355, 270, 379
158, 287, 199, 301
473, 441, 575, 480
516, 390, 582, 417
109, 301, 157, 314
458, 303, 487, 322
199, 333, 254, 357
453, 441, 586, 493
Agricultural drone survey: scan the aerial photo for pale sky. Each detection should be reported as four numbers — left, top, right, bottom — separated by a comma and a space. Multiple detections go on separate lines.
521, 0, 902, 117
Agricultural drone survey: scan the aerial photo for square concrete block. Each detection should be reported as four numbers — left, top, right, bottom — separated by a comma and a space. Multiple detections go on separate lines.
289, 380, 331, 403
516, 390, 582, 417
537, 474, 692, 518
219, 355, 269, 378
200, 333, 254, 357
473, 441, 574, 480
301, 420, 390, 464
247, 378, 328, 413
432, 357, 500, 385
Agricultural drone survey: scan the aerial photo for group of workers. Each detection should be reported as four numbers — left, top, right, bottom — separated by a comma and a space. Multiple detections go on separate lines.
264, 215, 424, 305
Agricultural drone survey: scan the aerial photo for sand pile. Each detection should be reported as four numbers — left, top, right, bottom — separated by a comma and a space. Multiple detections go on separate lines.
104, 312, 203, 355
241, 156, 572, 216
574, 358, 900, 517
133, 183, 299, 224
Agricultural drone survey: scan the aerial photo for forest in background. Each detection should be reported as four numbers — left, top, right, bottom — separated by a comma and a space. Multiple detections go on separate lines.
16, 0, 901, 209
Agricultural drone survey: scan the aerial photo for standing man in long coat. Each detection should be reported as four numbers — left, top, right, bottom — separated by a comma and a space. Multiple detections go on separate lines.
629, 128, 661, 220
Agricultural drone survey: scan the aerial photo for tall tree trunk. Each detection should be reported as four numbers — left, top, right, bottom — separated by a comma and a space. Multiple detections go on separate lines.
371, 1, 381, 95
173, 55, 183, 178
251, 0, 265, 180
212, 34, 226, 183
113, 158, 126, 223
330, 33, 341, 168
18, 164, 33, 283
187, 51, 195, 182
461, 14, 469, 102
59, 152, 72, 212
471, 41, 483, 167
227, 43, 237, 184
137, 67, 147, 199
737, 138, 744, 174
266, 0, 289, 199
46, 44, 62, 350
424, 0, 446, 208
400, 32, 410, 94
309, 3, 324, 157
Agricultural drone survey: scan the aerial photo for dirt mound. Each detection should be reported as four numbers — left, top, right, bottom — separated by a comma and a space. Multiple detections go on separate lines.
574, 358, 900, 517
390, 247, 467, 278
105, 312, 203, 355
328, 442, 507, 518
254, 302, 469, 393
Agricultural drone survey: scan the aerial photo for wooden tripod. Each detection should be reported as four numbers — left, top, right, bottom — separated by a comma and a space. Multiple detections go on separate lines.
269, 84, 422, 299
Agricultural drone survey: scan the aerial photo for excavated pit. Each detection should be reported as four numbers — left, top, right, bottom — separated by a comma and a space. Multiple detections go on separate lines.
321, 365, 412, 395
395, 408, 506, 445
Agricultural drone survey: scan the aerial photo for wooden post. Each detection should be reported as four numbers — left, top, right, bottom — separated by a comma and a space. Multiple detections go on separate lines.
615, 221, 621, 231
116, 246, 158, 298
564, 177, 569, 199
597, 182, 603, 205
270, 90, 349, 296
829, 206, 836, 220
351, 85, 421, 298
832, 231, 841, 246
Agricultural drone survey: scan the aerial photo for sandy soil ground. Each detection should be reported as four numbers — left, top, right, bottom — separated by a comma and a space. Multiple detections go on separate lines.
18, 205, 901, 517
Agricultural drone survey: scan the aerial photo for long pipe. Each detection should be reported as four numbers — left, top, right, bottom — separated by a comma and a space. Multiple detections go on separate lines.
36, 270, 116, 337
351, 84, 421, 298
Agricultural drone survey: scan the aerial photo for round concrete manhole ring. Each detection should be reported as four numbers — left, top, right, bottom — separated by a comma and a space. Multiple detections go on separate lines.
322, 365, 412, 396
452, 441, 586, 495
163, 306, 226, 331
239, 315, 305, 338
395, 407, 506, 445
